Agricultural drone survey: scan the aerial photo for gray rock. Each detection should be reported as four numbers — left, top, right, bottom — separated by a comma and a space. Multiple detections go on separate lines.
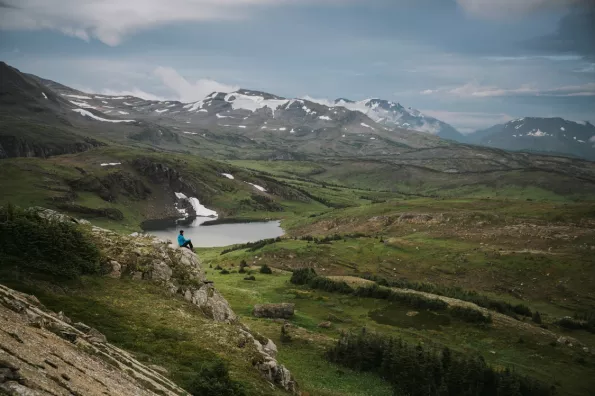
106, 260, 122, 279
185, 285, 237, 323
318, 321, 332, 329
263, 339, 278, 358
149, 364, 169, 375
73, 322, 92, 333
253, 303, 295, 319
85, 328, 107, 344
132, 272, 143, 281
151, 261, 173, 282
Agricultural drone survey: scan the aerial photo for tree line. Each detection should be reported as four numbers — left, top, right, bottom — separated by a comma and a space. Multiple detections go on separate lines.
326, 329, 554, 396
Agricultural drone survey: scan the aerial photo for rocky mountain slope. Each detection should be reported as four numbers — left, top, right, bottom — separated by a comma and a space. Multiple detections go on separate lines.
468, 117, 595, 160
329, 98, 467, 142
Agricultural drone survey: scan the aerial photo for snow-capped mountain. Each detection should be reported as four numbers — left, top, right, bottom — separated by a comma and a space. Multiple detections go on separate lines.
468, 118, 595, 160
328, 98, 467, 142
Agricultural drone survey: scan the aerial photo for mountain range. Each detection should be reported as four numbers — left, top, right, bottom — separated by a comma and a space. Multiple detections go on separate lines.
1, 60, 594, 163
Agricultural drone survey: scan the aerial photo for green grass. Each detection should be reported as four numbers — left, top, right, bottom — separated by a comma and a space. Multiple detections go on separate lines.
205, 268, 595, 396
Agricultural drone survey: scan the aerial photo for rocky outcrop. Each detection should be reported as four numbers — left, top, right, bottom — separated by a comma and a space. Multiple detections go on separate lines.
0, 283, 188, 396
22, 208, 299, 393
0, 135, 103, 159
253, 303, 295, 319
238, 327, 299, 394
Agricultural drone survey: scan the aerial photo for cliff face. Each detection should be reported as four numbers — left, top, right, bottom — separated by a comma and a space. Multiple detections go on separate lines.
0, 136, 103, 159
0, 283, 188, 396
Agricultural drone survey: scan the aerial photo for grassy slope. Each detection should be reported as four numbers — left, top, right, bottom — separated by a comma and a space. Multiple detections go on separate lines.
202, 268, 595, 396
0, 146, 329, 232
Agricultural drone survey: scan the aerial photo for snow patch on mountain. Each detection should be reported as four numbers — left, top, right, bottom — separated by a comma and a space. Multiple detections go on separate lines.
247, 182, 266, 192
223, 92, 289, 116
65, 94, 92, 100
69, 100, 95, 109
72, 109, 135, 123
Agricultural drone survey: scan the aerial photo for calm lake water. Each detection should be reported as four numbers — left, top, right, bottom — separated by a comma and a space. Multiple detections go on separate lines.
143, 217, 284, 248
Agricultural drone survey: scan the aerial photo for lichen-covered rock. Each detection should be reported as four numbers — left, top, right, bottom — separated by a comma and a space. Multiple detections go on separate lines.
151, 260, 173, 282
106, 260, 122, 278
239, 327, 299, 394
0, 284, 187, 396
253, 303, 295, 319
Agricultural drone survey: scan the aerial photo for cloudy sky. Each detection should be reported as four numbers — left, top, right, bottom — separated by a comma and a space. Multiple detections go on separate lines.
1, 0, 593, 133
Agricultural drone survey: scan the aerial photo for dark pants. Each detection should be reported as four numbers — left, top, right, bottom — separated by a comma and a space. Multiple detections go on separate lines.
181, 240, 194, 250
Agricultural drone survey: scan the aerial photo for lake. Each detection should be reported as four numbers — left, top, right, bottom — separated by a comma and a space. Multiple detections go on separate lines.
143, 217, 284, 248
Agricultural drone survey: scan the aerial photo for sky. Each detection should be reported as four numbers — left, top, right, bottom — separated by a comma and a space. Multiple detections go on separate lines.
0, 0, 594, 133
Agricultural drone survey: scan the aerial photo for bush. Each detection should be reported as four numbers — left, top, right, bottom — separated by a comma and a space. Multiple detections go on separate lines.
259, 264, 272, 274
214, 265, 223, 270
238, 267, 246, 274
244, 275, 256, 281
186, 361, 246, 396
220, 269, 230, 275
0, 205, 101, 279
532, 311, 542, 324
449, 306, 492, 324
326, 330, 553, 396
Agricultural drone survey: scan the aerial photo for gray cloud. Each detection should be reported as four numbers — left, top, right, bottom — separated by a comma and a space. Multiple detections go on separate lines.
0, 0, 347, 46
456, 0, 586, 18
527, 6, 595, 57
423, 81, 595, 98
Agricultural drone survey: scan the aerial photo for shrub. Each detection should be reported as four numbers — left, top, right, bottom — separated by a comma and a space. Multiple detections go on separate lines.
259, 264, 272, 274
532, 311, 542, 324
0, 205, 101, 279
238, 267, 246, 274
244, 275, 256, 281
186, 361, 246, 396
214, 265, 223, 270
220, 269, 230, 275
280, 324, 292, 343
449, 306, 492, 324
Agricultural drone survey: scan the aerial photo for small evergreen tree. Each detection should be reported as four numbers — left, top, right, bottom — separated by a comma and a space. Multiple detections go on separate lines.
259, 264, 273, 274
532, 311, 542, 324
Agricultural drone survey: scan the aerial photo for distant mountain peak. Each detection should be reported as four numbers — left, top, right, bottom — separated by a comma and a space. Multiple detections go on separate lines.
468, 116, 595, 160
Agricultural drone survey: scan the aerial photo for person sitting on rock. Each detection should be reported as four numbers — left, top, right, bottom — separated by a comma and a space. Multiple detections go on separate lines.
177, 230, 194, 250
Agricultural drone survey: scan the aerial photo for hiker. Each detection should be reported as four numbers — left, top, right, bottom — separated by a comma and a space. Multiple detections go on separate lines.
178, 230, 194, 250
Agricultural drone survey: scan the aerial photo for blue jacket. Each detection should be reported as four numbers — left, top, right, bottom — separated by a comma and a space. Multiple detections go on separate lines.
178, 234, 188, 246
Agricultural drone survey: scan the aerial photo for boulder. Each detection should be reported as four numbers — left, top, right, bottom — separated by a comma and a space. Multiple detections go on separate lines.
253, 303, 295, 319
151, 261, 173, 282
318, 321, 332, 329
183, 285, 237, 323
85, 328, 107, 344
106, 260, 122, 279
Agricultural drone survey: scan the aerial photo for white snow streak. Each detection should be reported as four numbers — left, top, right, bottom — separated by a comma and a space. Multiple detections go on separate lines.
65, 94, 92, 100
247, 182, 266, 192
222, 173, 235, 180
72, 109, 135, 123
